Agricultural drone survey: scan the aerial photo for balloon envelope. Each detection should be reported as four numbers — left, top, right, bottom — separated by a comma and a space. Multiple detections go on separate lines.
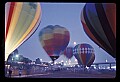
73, 43, 95, 67
63, 47, 74, 59
39, 25, 70, 62
5, 2, 41, 61
81, 3, 116, 58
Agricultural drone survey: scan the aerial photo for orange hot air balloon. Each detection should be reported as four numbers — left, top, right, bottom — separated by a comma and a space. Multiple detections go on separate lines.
5, 2, 42, 61
81, 3, 116, 58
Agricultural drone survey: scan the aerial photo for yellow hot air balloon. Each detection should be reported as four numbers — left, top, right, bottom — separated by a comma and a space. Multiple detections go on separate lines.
5, 2, 42, 61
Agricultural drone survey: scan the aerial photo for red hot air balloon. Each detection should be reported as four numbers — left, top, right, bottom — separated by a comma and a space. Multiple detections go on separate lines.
73, 43, 95, 67
81, 3, 116, 58
39, 25, 70, 63
5, 2, 41, 61
63, 47, 74, 59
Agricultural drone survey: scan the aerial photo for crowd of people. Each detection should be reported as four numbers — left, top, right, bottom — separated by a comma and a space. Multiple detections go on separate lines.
5, 64, 116, 78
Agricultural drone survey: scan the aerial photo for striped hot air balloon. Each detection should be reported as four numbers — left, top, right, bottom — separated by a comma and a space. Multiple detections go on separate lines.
5, 2, 41, 61
63, 47, 74, 59
73, 43, 95, 67
39, 25, 70, 63
81, 3, 116, 58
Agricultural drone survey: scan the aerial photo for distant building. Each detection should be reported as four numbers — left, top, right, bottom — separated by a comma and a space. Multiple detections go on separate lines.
35, 58, 41, 64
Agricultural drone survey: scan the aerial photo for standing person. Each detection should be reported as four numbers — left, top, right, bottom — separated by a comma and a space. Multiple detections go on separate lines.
19, 68, 22, 77
8, 67, 12, 78
5, 66, 8, 77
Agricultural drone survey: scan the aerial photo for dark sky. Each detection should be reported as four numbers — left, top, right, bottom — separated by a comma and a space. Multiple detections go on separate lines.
17, 2, 116, 64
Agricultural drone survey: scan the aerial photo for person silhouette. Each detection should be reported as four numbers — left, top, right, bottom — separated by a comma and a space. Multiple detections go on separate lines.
8, 67, 12, 78
19, 69, 22, 77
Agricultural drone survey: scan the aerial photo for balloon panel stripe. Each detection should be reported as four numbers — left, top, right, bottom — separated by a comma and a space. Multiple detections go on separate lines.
20, 10, 41, 49
103, 3, 116, 38
7, 2, 37, 54
81, 19, 104, 49
12, 2, 41, 51
5, 2, 23, 56
95, 3, 115, 50
87, 53, 94, 66
5, 2, 41, 61
44, 39, 53, 46
80, 44, 86, 65
87, 54, 95, 67
6, 2, 15, 40
81, 7, 106, 50
6, 2, 32, 52
5, 2, 11, 38
42, 33, 53, 40
95, 4, 116, 57
43, 46, 53, 56
85, 3, 112, 50
84, 5, 105, 46
84, 4, 113, 56
86, 4, 111, 49
86, 53, 92, 65
81, 8, 85, 24
78, 45, 83, 65
53, 28, 66, 34
82, 53, 86, 65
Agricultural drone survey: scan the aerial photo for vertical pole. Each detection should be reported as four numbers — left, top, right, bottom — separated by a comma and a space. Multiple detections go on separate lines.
110, 63, 111, 69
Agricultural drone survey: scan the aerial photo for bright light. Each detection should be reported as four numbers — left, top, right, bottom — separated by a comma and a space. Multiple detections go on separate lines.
49, 61, 52, 63
111, 66, 116, 68
64, 63, 66, 66
31, 61, 35, 64
59, 62, 61, 63
15, 54, 19, 58
86, 66, 89, 69
40, 59, 42, 61
105, 59, 107, 62
75, 59, 77, 62
94, 66, 96, 69
111, 66, 116, 70
74, 42, 77, 45
54, 61, 57, 64
51, 63, 53, 65
61, 60, 63, 62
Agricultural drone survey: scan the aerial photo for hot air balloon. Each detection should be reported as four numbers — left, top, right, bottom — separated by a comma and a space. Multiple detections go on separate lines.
81, 3, 116, 58
63, 47, 74, 59
73, 43, 95, 67
39, 25, 70, 63
5, 2, 41, 61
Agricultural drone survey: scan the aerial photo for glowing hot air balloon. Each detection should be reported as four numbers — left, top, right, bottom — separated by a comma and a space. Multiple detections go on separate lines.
73, 43, 95, 67
5, 2, 42, 61
39, 25, 70, 63
63, 47, 74, 59
81, 3, 116, 58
